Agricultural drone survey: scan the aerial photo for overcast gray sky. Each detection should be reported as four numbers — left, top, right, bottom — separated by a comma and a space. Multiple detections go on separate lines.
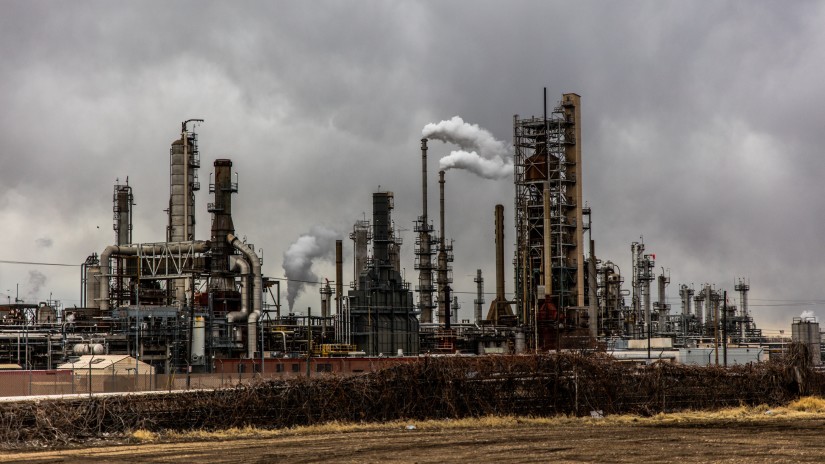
1, 1, 823, 332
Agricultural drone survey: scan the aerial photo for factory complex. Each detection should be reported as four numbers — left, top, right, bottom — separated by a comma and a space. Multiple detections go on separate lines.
1, 93, 819, 382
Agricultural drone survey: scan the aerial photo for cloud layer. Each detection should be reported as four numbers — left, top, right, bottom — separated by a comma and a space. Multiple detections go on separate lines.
0, 1, 823, 332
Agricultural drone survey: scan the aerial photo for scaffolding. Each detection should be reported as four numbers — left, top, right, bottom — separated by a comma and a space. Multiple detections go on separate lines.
514, 93, 583, 347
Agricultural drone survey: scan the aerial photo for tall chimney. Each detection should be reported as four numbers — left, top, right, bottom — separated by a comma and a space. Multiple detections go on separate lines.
495, 204, 506, 300
209, 159, 237, 290
437, 170, 448, 324
422, 139, 428, 222
486, 204, 513, 323
416, 139, 435, 323
474, 269, 484, 324
335, 240, 343, 316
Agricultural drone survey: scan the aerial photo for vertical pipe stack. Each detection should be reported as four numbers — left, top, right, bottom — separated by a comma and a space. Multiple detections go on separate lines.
588, 239, 598, 337
169, 131, 198, 243
335, 240, 343, 316
474, 269, 484, 324
416, 138, 435, 323
486, 204, 513, 323
209, 159, 237, 290
437, 170, 448, 324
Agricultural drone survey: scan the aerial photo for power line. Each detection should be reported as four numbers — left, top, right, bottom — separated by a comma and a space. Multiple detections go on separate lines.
0, 259, 79, 267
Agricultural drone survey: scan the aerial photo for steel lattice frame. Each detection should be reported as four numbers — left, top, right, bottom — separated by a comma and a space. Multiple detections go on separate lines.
513, 94, 583, 330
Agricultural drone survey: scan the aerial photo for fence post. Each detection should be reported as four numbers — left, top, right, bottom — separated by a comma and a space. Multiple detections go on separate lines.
574, 367, 578, 416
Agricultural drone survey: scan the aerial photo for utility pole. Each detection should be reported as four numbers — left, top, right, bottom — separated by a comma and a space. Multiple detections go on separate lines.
306, 307, 312, 377
723, 291, 728, 367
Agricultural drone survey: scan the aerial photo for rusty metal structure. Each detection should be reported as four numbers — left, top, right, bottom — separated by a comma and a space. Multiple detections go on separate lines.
513, 92, 585, 348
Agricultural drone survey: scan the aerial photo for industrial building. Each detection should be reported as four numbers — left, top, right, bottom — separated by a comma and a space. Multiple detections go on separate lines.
0, 92, 805, 377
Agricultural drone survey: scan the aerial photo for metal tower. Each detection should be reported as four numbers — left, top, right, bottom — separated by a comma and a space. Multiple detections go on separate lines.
513, 92, 583, 348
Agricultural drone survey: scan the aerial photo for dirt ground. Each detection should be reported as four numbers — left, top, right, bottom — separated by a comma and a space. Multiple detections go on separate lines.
5, 417, 825, 464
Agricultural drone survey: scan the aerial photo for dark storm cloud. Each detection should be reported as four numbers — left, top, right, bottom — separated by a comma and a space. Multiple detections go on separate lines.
0, 1, 822, 329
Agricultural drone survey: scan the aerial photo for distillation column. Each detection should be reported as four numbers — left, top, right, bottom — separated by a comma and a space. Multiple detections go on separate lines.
350, 220, 371, 290
112, 181, 133, 307
513, 92, 584, 343
735, 278, 750, 338
169, 120, 203, 304
654, 270, 670, 334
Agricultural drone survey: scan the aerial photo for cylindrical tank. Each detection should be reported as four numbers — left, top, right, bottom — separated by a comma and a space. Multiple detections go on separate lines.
792, 319, 822, 365
191, 316, 205, 365
73, 343, 105, 355
37, 305, 56, 323
169, 137, 196, 243
515, 331, 526, 354
85, 265, 102, 309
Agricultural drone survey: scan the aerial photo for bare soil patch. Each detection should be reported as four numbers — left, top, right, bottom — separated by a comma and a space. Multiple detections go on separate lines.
6, 414, 825, 463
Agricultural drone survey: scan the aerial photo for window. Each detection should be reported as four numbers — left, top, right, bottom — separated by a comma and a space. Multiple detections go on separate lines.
291, 363, 300, 373
316, 363, 333, 373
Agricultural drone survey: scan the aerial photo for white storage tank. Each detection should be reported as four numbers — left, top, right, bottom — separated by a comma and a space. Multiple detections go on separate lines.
792, 317, 821, 365
191, 316, 205, 365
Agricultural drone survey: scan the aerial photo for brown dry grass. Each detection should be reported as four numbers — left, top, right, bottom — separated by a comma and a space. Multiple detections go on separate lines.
129, 396, 825, 444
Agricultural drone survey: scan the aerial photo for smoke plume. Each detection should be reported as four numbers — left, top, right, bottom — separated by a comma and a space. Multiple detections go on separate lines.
801, 310, 817, 321
422, 116, 513, 179
26, 270, 47, 301
439, 150, 512, 179
282, 226, 338, 311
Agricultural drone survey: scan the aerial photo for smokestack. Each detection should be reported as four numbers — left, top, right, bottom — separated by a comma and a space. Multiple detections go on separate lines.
486, 204, 513, 324
336, 240, 343, 316
494, 204, 505, 300
417, 139, 435, 323
439, 170, 445, 247
474, 269, 484, 324
209, 159, 237, 291
422, 139, 428, 222
437, 170, 448, 324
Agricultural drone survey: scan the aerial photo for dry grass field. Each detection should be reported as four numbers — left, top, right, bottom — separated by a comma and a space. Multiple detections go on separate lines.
6, 397, 825, 463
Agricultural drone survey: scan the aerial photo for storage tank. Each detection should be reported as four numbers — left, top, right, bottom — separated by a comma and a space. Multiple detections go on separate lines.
37, 304, 57, 323
191, 316, 205, 365
85, 265, 102, 309
792, 317, 821, 365
73, 343, 105, 356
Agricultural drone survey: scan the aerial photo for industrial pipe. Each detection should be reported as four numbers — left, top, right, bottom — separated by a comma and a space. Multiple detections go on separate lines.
228, 233, 262, 358
99, 241, 210, 311
225, 255, 250, 323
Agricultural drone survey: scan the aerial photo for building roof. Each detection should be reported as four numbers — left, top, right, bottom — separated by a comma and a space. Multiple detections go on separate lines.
57, 355, 149, 370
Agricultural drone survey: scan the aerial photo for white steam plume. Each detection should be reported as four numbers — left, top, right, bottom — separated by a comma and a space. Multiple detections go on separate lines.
439, 150, 513, 179
422, 116, 512, 179
282, 226, 338, 311
801, 310, 817, 321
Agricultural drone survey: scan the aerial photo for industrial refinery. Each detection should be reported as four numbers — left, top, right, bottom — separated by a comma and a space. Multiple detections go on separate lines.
0, 92, 810, 376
